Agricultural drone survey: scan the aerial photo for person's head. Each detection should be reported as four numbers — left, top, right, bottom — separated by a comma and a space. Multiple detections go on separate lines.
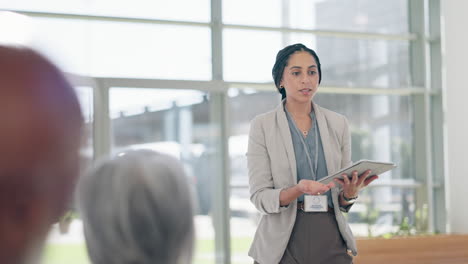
272, 43, 322, 102
78, 150, 194, 264
0, 45, 83, 263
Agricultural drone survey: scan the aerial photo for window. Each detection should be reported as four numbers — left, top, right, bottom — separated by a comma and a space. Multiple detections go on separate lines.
223, 0, 408, 34
223, 29, 281, 82
30, 18, 212, 80
1, 0, 210, 22
76, 86, 94, 168
110, 88, 217, 263
1, 0, 441, 263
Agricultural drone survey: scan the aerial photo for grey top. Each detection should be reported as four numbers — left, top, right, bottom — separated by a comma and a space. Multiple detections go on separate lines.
285, 109, 333, 206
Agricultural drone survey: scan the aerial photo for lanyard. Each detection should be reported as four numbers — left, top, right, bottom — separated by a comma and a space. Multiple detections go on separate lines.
286, 110, 319, 181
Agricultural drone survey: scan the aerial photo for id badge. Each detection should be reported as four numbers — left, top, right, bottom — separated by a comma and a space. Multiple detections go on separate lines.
303, 195, 328, 212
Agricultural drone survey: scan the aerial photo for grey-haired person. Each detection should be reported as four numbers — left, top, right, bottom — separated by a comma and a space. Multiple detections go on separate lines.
247, 43, 378, 263
78, 150, 194, 264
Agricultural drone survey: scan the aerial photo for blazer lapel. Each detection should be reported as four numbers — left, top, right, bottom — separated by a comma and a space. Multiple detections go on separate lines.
313, 102, 336, 174
275, 102, 297, 183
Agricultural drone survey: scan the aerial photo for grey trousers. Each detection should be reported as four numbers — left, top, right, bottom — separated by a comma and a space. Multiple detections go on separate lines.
254, 210, 353, 264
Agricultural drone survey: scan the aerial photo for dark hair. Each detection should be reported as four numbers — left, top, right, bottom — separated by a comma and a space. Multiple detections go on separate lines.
272, 43, 322, 100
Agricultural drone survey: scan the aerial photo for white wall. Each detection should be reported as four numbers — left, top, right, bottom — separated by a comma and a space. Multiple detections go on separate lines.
441, 0, 468, 233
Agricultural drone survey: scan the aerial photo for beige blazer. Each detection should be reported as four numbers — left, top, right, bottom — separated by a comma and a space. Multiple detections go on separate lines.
247, 101, 357, 264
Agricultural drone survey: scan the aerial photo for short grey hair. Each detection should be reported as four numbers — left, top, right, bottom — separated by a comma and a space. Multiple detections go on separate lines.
78, 150, 194, 264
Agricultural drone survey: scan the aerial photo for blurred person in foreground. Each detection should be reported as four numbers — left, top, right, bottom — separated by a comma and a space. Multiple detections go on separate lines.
0, 45, 83, 264
78, 150, 194, 264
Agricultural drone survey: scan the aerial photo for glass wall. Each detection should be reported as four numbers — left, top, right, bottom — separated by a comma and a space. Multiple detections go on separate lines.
109, 88, 218, 264
224, 30, 411, 88
0, 0, 442, 263
315, 93, 416, 236
0, 0, 210, 22
28, 18, 212, 80
223, 0, 408, 34
76, 87, 94, 164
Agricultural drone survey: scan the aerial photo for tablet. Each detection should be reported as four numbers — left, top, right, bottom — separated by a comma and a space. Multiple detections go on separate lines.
318, 160, 396, 185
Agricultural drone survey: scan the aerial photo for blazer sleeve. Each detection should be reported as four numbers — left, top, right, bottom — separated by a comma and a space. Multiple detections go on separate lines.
247, 116, 288, 214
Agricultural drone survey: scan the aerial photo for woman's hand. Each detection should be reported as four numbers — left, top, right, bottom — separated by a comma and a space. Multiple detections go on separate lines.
334, 170, 378, 199
279, 180, 335, 206
297, 179, 335, 195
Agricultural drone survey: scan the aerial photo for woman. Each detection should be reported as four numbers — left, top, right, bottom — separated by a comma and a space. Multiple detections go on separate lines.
247, 43, 378, 264
78, 150, 194, 264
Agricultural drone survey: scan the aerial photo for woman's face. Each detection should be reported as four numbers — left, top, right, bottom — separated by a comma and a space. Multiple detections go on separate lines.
280, 51, 320, 104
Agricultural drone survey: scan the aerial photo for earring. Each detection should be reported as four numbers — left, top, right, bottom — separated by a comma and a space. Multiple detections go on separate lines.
280, 86, 284, 89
